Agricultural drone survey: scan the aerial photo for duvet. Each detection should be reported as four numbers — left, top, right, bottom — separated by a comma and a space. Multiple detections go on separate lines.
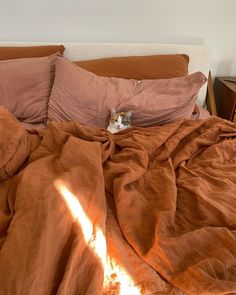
0, 107, 236, 295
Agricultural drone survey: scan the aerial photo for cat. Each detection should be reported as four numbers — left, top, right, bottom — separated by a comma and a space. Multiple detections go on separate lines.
107, 108, 132, 134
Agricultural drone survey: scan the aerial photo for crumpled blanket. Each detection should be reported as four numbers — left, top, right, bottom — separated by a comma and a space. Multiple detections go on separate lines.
0, 107, 236, 295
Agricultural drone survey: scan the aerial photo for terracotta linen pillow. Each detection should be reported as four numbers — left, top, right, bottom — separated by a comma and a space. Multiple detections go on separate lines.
48, 57, 207, 128
0, 53, 59, 124
0, 45, 65, 61
74, 54, 189, 80
48, 56, 207, 129
48, 57, 207, 129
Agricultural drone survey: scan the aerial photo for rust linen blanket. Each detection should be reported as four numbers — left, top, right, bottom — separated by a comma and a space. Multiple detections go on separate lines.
0, 108, 236, 295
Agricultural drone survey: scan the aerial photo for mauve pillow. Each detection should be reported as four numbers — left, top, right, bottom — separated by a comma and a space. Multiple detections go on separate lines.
74, 54, 189, 79
48, 56, 207, 129
0, 53, 59, 124
0, 45, 65, 61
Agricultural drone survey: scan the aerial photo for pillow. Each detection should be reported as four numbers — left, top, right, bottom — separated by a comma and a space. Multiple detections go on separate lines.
48, 56, 207, 129
0, 53, 59, 124
74, 54, 189, 80
0, 45, 65, 61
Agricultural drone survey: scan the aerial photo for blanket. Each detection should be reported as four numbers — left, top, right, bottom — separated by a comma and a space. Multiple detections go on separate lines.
0, 107, 236, 295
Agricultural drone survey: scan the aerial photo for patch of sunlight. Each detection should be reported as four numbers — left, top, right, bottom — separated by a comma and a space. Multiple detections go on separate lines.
105, 257, 141, 295
54, 179, 141, 295
54, 179, 93, 243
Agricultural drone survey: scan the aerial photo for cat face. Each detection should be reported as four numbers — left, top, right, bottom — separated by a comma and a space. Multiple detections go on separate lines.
108, 108, 132, 133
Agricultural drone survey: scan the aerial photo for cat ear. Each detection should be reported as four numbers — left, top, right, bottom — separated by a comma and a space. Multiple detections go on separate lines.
111, 107, 116, 115
126, 111, 133, 118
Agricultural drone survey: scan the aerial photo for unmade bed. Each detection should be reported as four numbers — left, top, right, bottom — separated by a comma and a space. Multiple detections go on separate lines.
0, 42, 235, 295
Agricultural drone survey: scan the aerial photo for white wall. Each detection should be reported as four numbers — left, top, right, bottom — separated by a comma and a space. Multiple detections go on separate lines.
0, 0, 235, 77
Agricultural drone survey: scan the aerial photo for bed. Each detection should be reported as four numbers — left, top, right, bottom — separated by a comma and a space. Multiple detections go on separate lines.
0, 42, 235, 295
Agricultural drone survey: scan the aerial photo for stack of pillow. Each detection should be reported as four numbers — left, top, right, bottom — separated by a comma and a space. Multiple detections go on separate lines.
0, 44, 209, 130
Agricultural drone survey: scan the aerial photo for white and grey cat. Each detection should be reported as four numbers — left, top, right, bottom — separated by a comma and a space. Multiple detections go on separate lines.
107, 108, 132, 134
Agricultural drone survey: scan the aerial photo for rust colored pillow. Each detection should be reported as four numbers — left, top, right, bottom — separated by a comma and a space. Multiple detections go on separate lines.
0, 45, 65, 61
74, 54, 189, 80
48, 56, 207, 129
0, 53, 59, 124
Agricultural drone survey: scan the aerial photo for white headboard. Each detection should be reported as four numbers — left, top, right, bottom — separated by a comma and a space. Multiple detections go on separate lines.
0, 42, 210, 106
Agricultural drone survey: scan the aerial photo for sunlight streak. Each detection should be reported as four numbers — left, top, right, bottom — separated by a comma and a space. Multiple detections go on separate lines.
54, 179, 141, 295
54, 179, 93, 243
105, 257, 141, 295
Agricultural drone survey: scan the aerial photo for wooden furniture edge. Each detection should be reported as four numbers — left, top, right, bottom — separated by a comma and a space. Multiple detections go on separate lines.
206, 71, 217, 116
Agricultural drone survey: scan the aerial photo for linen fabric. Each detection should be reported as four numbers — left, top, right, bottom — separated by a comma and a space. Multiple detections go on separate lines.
0, 45, 65, 61
0, 107, 236, 294
0, 53, 59, 124
48, 56, 207, 129
74, 54, 189, 80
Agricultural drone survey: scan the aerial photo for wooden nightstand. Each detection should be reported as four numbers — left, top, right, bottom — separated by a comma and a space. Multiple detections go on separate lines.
214, 77, 236, 123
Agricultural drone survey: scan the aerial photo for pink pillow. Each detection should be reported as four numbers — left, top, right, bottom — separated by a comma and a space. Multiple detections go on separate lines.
0, 53, 59, 124
48, 56, 207, 128
191, 104, 210, 120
